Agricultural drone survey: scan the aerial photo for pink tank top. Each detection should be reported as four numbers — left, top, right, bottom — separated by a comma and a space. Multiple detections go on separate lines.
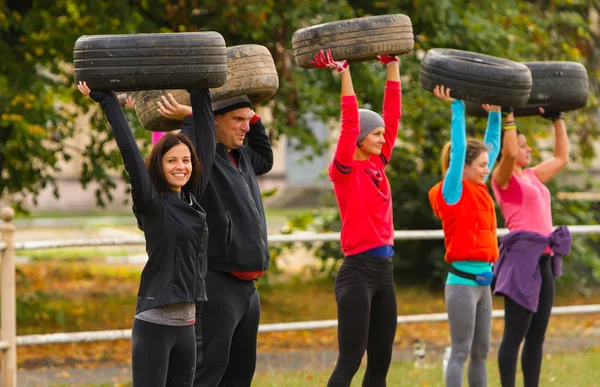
492, 168, 553, 241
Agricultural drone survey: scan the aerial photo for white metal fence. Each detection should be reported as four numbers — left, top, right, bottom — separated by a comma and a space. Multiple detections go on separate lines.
12, 304, 600, 348
4, 224, 600, 252
1, 211, 600, 386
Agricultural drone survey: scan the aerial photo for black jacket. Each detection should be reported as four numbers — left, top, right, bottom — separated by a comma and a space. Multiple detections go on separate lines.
181, 115, 273, 272
91, 89, 215, 314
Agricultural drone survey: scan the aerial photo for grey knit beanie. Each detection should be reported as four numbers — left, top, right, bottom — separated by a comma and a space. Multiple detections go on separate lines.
357, 109, 385, 145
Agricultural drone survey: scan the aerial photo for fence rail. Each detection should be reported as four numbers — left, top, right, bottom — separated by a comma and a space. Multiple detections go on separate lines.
3, 224, 600, 252
12, 304, 600, 347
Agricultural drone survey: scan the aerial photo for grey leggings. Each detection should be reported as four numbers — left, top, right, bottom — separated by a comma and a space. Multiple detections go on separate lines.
445, 284, 492, 387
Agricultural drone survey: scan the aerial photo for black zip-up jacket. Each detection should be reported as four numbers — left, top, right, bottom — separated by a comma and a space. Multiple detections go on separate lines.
90, 89, 215, 314
181, 114, 273, 272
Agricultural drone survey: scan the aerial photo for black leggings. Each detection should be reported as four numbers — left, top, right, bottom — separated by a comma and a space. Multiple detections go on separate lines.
132, 318, 196, 387
194, 270, 261, 387
327, 253, 397, 387
498, 255, 555, 387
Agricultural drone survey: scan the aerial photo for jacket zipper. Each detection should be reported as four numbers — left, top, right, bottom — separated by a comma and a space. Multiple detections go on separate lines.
225, 212, 233, 246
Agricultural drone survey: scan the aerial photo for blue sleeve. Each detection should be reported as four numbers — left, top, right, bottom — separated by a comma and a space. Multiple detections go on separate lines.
441, 100, 466, 205
482, 111, 501, 183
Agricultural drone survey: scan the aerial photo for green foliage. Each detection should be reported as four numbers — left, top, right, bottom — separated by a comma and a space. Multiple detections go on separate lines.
0, 0, 153, 208
545, 177, 600, 289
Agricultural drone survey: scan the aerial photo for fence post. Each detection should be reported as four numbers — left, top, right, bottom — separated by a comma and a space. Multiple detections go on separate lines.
1, 207, 16, 387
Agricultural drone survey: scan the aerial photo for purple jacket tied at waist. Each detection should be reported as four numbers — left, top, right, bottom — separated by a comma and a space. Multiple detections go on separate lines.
493, 226, 572, 312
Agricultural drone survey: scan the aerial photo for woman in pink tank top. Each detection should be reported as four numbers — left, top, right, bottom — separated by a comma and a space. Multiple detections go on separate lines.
491, 107, 570, 387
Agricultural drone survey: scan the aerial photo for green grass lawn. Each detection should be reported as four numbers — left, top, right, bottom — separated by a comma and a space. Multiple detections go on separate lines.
49, 349, 600, 387
252, 349, 600, 386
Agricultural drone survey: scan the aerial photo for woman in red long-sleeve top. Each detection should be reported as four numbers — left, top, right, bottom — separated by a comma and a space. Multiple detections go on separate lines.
312, 49, 402, 387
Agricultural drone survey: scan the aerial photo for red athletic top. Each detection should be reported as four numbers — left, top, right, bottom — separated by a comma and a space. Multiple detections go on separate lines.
329, 81, 402, 256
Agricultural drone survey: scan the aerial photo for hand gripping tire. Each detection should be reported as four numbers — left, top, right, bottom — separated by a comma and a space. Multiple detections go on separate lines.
130, 90, 190, 132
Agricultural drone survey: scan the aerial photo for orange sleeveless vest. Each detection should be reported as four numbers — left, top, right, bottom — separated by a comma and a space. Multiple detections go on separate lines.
428, 180, 498, 263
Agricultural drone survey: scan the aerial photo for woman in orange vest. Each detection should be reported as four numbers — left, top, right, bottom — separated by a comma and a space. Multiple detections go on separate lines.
428, 85, 501, 387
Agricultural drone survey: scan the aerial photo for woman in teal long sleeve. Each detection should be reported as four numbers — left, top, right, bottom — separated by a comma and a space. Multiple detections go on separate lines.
428, 85, 501, 387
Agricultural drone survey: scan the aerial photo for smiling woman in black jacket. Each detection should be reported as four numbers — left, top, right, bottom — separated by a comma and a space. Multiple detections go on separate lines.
77, 81, 216, 387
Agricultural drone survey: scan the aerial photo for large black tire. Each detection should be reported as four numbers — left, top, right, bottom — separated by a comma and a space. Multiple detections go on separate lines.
465, 61, 589, 117
131, 45, 278, 131
130, 90, 190, 132
419, 49, 533, 107
211, 44, 279, 103
292, 14, 414, 69
73, 32, 227, 91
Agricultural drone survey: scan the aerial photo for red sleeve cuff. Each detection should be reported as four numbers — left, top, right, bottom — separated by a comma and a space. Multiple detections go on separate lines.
250, 114, 260, 125
341, 95, 358, 106
386, 80, 401, 90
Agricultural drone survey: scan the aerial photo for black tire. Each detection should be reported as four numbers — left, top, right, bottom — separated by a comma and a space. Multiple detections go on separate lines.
211, 44, 279, 103
419, 49, 533, 107
130, 90, 190, 132
292, 14, 414, 69
465, 61, 589, 117
73, 32, 227, 91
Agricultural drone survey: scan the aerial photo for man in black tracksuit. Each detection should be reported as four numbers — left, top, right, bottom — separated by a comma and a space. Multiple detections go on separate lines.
178, 94, 272, 386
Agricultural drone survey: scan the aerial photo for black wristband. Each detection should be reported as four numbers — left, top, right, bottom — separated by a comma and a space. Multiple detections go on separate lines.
502, 106, 514, 116
542, 111, 563, 122
550, 113, 563, 122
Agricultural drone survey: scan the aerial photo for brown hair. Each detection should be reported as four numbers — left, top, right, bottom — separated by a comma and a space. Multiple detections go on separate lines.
146, 132, 202, 194
440, 139, 488, 177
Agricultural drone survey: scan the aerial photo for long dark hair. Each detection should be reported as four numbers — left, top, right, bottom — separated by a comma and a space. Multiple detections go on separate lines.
146, 132, 202, 194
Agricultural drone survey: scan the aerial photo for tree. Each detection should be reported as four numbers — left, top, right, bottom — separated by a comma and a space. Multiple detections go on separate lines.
0, 0, 158, 209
